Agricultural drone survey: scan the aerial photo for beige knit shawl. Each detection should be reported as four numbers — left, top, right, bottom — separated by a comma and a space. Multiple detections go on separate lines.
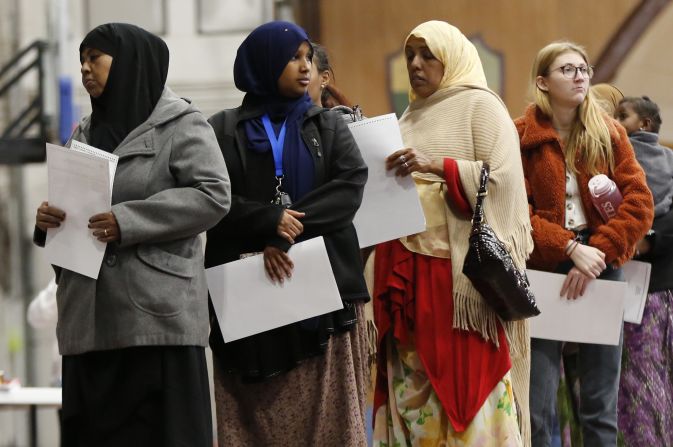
400, 83, 533, 391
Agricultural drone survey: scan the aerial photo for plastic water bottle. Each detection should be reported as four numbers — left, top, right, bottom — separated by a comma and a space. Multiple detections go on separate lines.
588, 174, 622, 221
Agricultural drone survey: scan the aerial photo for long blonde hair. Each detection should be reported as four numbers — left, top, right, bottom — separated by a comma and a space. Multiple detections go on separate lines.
531, 41, 616, 175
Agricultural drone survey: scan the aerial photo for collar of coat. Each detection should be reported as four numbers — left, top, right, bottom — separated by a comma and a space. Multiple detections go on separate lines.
517, 104, 560, 151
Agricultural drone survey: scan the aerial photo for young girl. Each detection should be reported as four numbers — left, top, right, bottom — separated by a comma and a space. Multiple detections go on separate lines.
615, 96, 673, 217
205, 21, 370, 446
515, 42, 653, 446
615, 96, 673, 445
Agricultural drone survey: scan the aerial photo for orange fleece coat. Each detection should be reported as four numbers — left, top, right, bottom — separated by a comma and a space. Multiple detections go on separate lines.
515, 104, 653, 272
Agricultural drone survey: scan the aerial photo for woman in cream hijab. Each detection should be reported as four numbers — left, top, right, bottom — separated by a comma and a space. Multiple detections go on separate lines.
372, 21, 533, 446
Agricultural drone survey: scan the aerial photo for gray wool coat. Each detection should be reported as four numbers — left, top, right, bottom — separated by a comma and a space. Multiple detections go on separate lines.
36, 87, 231, 355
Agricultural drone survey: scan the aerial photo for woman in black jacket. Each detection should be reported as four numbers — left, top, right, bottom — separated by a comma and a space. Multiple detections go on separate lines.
205, 21, 369, 446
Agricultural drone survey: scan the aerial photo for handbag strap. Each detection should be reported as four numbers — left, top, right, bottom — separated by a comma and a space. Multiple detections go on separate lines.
471, 162, 491, 224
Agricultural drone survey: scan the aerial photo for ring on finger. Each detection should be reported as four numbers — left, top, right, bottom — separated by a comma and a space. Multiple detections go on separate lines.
104, 228, 108, 236
403, 162, 409, 169
399, 155, 406, 163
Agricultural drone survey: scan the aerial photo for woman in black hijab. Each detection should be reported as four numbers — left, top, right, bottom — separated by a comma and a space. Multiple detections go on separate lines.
206, 21, 369, 446
34, 23, 230, 446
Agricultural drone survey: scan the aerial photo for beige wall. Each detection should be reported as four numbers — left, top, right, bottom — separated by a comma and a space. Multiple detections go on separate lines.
612, 3, 673, 144
320, 0, 638, 117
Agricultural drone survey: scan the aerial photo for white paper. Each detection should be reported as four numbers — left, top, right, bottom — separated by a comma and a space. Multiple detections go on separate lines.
527, 269, 626, 345
348, 114, 426, 247
621, 260, 651, 324
45, 143, 110, 279
70, 140, 118, 195
206, 237, 344, 342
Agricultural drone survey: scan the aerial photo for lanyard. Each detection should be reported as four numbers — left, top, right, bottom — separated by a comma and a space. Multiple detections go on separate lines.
261, 114, 287, 177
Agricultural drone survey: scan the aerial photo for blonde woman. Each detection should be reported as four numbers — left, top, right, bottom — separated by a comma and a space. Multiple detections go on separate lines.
372, 21, 533, 446
515, 42, 653, 446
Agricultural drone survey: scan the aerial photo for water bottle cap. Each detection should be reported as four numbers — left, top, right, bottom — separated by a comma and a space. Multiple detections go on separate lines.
588, 174, 612, 196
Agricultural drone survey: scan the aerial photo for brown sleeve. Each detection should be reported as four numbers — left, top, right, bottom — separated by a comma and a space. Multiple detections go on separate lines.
589, 123, 654, 265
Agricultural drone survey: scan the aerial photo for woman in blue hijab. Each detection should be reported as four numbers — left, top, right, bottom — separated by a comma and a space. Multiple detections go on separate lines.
205, 21, 370, 446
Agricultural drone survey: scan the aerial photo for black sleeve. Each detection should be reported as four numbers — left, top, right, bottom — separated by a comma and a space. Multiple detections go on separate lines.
206, 109, 285, 241
267, 115, 367, 252
644, 205, 673, 260
212, 194, 284, 238
33, 226, 46, 247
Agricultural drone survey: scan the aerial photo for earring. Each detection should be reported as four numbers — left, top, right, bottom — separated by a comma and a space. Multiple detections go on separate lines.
639, 127, 643, 131
320, 84, 325, 89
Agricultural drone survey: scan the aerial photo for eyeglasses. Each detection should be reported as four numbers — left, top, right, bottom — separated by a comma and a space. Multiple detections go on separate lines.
552, 64, 594, 79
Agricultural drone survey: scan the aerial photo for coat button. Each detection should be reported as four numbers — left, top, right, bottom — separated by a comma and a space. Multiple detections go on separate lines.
568, 218, 575, 227
105, 254, 117, 267
567, 203, 573, 210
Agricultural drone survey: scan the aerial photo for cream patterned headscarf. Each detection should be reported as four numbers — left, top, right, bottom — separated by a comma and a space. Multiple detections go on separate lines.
405, 20, 487, 102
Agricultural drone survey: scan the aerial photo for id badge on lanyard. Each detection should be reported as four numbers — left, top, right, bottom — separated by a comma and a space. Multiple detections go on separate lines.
261, 114, 292, 208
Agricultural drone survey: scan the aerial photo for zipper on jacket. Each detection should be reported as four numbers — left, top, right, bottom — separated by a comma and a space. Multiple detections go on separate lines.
311, 137, 322, 157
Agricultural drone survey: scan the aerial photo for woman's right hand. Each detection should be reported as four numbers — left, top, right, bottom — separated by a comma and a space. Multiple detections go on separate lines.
277, 209, 305, 244
35, 201, 66, 232
568, 242, 606, 278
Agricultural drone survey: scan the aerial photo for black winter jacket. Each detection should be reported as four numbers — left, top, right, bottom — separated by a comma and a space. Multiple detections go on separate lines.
205, 102, 369, 379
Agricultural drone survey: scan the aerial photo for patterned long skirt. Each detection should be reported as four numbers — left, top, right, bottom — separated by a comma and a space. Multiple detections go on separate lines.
618, 289, 673, 446
373, 336, 522, 447
213, 302, 369, 447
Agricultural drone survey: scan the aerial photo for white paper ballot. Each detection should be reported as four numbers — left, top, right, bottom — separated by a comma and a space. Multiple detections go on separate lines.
45, 143, 110, 279
348, 114, 426, 247
70, 140, 118, 195
206, 237, 344, 342
527, 269, 626, 345
621, 260, 651, 324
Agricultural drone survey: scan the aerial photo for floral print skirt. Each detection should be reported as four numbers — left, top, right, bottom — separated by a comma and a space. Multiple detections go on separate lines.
373, 336, 522, 447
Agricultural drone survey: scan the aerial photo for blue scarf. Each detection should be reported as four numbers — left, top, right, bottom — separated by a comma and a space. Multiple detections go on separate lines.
234, 21, 314, 202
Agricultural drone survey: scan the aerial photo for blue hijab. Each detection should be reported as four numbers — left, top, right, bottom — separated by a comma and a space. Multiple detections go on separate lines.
234, 21, 314, 202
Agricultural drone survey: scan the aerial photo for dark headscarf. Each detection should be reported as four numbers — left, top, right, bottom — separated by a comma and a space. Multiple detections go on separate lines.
234, 21, 314, 202
79, 23, 169, 152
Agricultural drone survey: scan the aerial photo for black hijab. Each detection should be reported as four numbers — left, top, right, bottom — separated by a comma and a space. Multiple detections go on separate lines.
79, 23, 169, 152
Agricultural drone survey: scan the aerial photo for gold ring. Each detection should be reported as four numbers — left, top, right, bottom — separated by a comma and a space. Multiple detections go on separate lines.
104, 229, 108, 236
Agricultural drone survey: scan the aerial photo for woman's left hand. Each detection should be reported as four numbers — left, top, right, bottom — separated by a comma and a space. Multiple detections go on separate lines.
264, 246, 294, 284
88, 212, 120, 243
385, 148, 443, 177
560, 266, 592, 300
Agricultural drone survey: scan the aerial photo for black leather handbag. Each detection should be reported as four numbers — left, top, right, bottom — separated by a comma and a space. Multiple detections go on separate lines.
462, 163, 540, 321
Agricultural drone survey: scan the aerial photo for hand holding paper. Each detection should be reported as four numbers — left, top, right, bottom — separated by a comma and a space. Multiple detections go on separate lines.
348, 114, 426, 247
35, 201, 66, 232
385, 147, 445, 178
206, 237, 343, 343
263, 246, 294, 283
44, 142, 114, 279
527, 269, 626, 345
